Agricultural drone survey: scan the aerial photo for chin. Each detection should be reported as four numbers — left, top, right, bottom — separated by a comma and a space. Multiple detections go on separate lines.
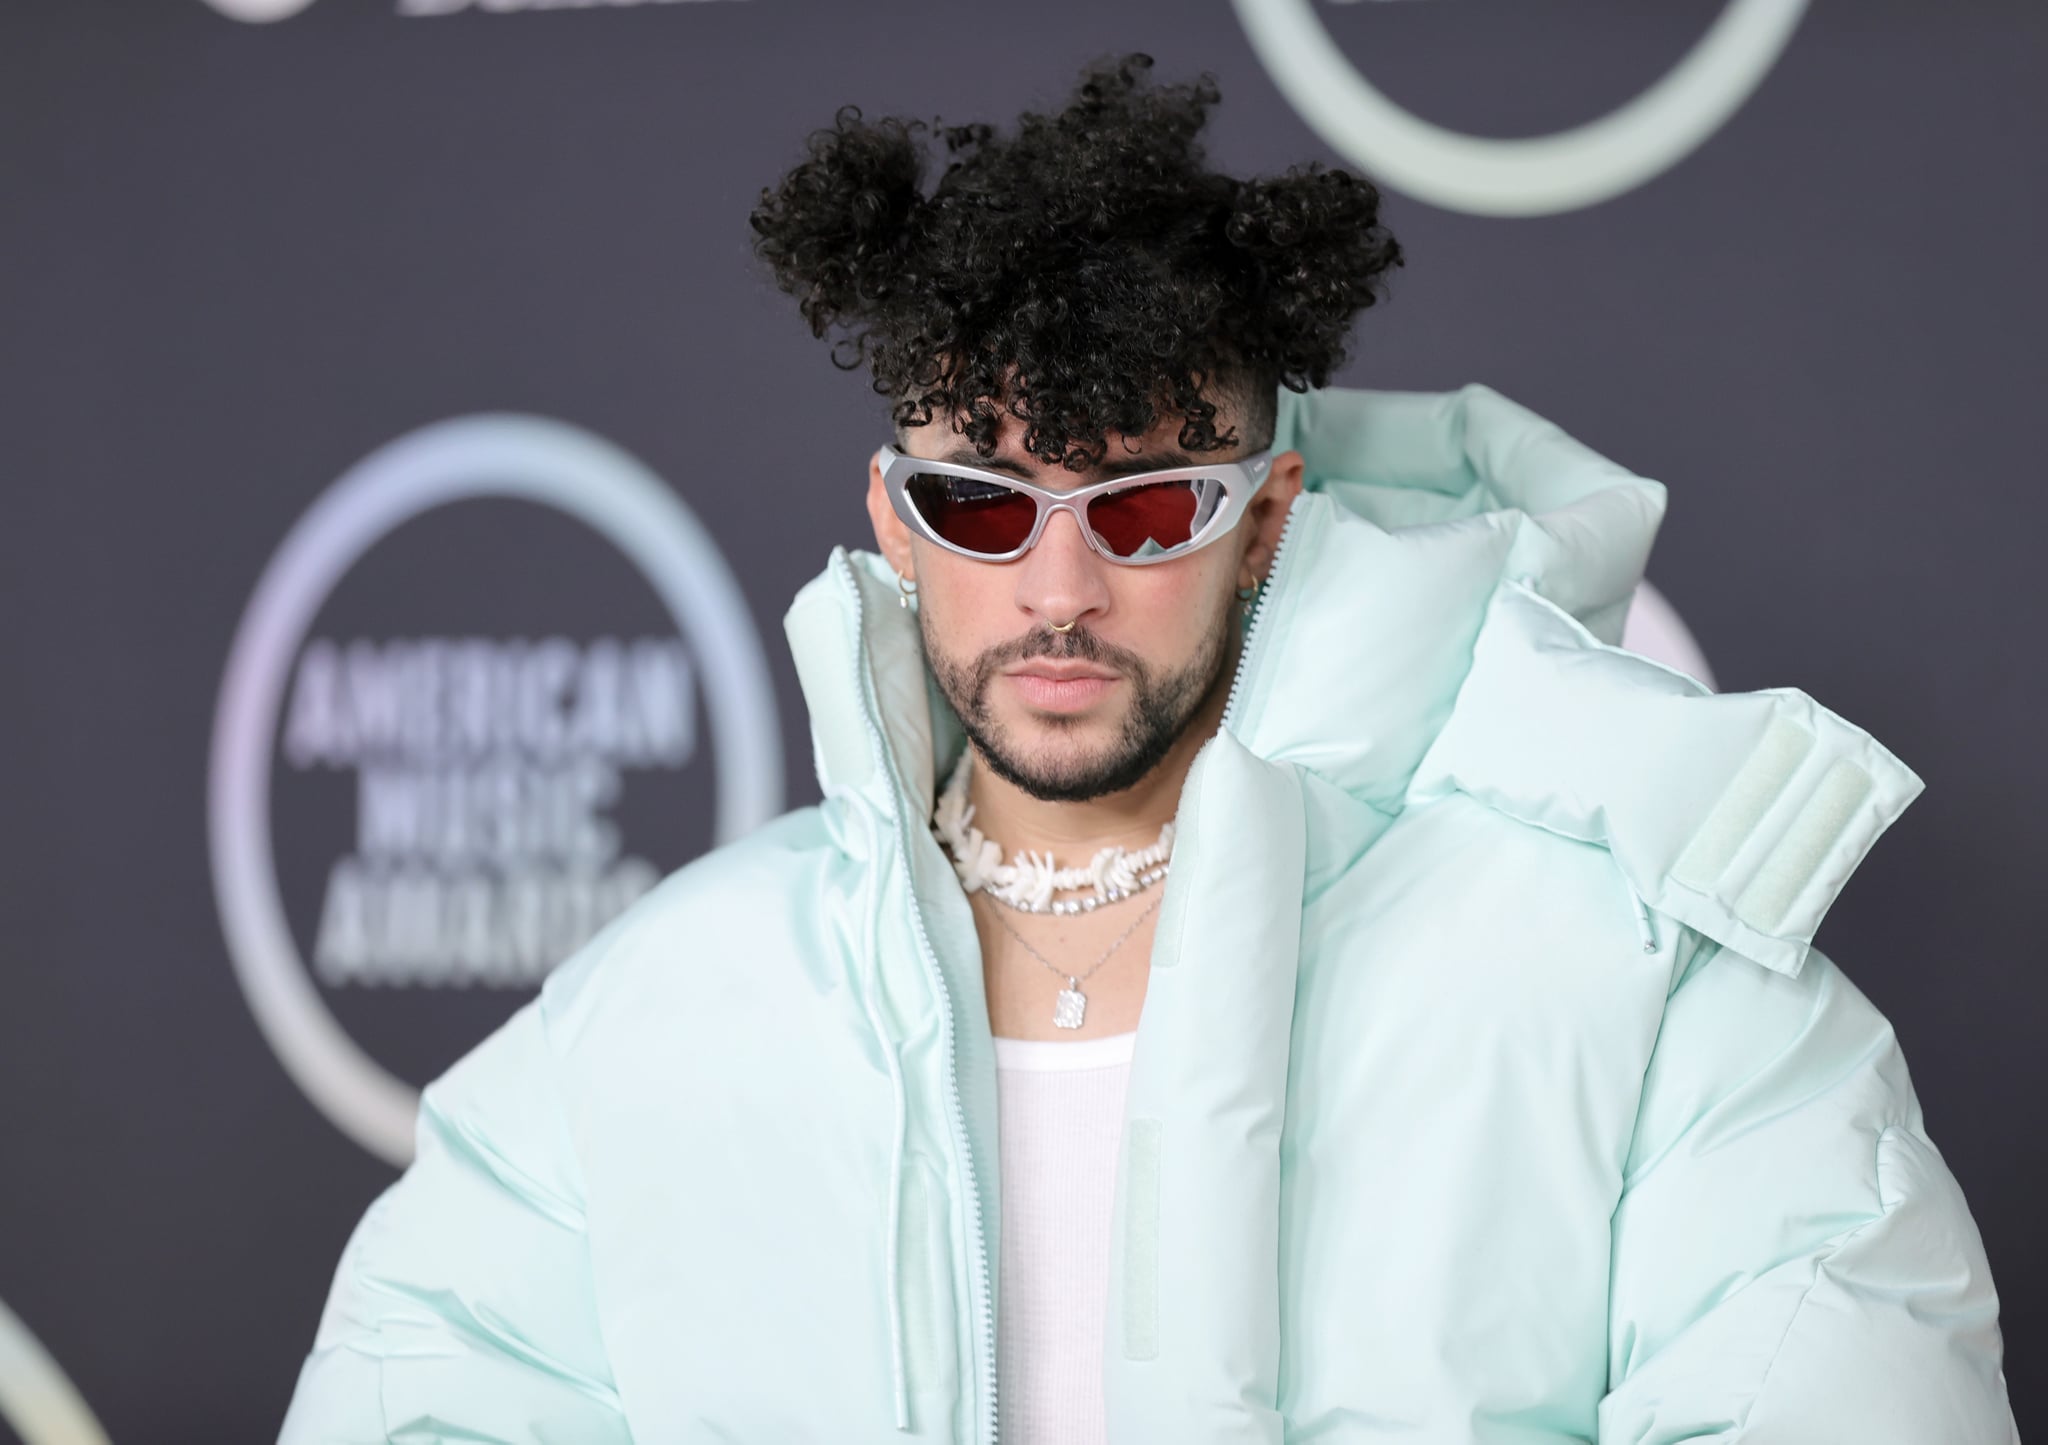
974, 724, 1171, 806
1001, 706, 1119, 754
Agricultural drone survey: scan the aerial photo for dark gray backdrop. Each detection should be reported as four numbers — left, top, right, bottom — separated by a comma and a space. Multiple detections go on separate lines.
0, 1, 2039, 1439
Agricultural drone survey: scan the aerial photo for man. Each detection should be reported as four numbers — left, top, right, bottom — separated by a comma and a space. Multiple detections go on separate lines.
281, 54, 2017, 1443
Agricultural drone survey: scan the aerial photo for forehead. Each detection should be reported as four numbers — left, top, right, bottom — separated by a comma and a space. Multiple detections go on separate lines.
899, 393, 1246, 484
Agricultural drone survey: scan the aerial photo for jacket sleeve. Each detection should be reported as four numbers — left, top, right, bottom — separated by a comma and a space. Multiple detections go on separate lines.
1598, 933, 2016, 1443
277, 998, 633, 1444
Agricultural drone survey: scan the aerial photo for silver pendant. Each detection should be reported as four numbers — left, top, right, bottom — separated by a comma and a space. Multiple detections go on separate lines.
1053, 980, 1087, 1029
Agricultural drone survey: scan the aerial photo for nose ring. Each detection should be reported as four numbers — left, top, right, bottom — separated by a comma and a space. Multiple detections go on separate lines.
1047, 618, 1077, 634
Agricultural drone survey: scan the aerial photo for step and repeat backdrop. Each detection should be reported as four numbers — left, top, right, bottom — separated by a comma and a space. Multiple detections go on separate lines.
1, 0, 2040, 1438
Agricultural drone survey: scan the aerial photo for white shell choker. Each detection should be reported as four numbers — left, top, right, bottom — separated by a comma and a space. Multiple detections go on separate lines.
930, 748, 1173, 915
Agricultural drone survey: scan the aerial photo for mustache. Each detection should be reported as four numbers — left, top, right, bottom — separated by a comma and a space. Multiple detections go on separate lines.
977, 622, 1146, 678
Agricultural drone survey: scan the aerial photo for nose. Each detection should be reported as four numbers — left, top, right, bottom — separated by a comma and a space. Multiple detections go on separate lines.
1014, 505, 1111, 631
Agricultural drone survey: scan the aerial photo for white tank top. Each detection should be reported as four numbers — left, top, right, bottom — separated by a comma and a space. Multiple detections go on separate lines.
991, 1029, 1138, 1445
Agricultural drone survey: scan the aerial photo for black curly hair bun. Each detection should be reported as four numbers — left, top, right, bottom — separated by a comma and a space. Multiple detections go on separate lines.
749, 104, 930, 336
749, 51, 1404, 468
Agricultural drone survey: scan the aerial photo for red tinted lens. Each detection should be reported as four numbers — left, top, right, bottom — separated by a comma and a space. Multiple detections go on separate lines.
1086, 479, 1203, 558
905, 474, 1038, 555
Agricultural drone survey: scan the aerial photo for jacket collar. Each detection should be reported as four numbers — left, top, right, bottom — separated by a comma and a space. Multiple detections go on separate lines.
782, 380, 1925, 977
1223, 382, 1667, 810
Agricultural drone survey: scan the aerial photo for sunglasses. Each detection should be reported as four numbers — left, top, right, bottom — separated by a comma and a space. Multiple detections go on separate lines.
877, 443, 1275, 566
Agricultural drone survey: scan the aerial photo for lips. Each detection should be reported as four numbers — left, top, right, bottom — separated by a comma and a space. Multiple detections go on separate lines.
1005, 664, 1120, 713
1008, 663, 1119, 683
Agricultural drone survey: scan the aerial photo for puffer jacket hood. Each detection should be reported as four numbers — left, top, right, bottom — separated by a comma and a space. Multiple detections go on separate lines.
281, 382, 2015, 1444
1256, 384, 1918, 978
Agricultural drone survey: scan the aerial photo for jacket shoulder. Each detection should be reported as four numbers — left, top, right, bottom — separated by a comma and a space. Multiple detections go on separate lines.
405, 804, 835, 1098
1407, 580, 1924, 979
539, 802, 837, 1024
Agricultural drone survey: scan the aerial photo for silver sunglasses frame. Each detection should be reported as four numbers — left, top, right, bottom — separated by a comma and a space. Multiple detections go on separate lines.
876, 443, 1275, 566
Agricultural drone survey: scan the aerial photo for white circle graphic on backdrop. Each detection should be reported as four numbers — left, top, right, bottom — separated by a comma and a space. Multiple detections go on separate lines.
209, 415, 783, 1165
200, 0, 317, 21
0, 1297, 108, 1445
1232, 0, 1808, 216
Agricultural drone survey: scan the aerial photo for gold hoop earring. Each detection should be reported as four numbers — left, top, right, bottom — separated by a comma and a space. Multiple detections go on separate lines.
1236, 582, 1259, 619
897, 571, 919, 609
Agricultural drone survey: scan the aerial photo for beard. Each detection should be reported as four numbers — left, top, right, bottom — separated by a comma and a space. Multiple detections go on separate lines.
919, 600, 1236, 804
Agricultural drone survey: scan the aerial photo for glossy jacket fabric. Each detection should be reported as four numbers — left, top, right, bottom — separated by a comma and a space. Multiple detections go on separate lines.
280, 383, 2018, 1443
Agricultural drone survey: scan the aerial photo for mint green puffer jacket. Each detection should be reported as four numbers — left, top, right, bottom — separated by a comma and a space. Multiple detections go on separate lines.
280, 383, 2017, 1443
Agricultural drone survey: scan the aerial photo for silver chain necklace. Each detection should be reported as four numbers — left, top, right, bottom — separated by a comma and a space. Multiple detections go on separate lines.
978, 889, 1164, 1029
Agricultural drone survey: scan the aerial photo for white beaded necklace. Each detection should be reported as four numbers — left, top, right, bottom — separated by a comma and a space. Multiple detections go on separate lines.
930, 748, 1174, 915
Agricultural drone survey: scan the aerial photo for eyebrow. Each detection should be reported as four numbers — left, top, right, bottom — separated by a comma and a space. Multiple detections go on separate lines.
934, 446, 1196, 480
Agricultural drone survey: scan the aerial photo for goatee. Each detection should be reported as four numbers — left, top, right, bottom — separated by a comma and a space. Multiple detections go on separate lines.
919, 604, 1235, 803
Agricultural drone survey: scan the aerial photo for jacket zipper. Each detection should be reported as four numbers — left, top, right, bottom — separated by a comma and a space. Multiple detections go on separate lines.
832, 552, 1000, 1444
835, 490, 1306, 1440
905, 825, 998, 1445
1221, 495, 1308, 735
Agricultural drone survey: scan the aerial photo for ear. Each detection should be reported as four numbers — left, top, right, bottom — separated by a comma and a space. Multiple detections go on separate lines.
866, 449, 918, 579
1236, 448, 1305, 589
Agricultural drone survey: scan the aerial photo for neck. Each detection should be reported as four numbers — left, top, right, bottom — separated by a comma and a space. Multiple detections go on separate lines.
961, 633, 1239, 862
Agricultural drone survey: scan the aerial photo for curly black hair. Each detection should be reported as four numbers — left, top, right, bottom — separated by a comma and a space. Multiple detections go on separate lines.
748, 51, 1403, 471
